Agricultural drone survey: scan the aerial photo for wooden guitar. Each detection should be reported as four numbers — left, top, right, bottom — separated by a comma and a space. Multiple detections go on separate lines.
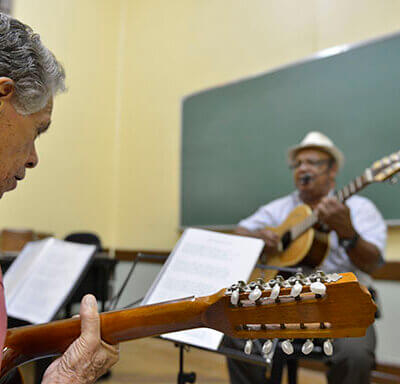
0, 272, 376, 383
263, 150, 400, 272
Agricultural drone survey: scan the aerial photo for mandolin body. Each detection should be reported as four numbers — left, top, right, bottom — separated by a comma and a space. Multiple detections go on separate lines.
1, 369, 23, 384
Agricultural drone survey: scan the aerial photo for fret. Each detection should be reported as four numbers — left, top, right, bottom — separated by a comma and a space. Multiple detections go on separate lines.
343, 185, 350, 199
291, 211, 318, 241
356, 176, 363, 189
291, 226, 300, 239
349, 181, 356, 194
337, 190, 344, 202
365, 169, 373, 182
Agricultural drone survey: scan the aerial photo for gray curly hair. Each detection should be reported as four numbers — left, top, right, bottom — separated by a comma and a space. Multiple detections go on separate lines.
0, 12, 65, 115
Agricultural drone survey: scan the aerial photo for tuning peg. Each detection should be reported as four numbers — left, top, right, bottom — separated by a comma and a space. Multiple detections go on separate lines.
230, 289, 240, 306
290, 281, 303, 298
262, 339, 273, 355
323, 339, 334, 356
270, 284, 281, 299
301, 339, 314, 355
244, 339, 253, 355
281, 339, 294, 355
310, 281, 326, 295
248, 286, 262, 302
276, 275, 284, 282
316, 270, 327, 282
309, 273, 317, 282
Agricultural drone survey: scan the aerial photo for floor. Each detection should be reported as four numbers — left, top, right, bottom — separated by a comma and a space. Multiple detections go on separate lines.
20, 338, 327, 384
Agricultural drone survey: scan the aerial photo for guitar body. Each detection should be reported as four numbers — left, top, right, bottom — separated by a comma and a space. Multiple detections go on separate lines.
264, 204, 329, 272
301, 228, 330, 267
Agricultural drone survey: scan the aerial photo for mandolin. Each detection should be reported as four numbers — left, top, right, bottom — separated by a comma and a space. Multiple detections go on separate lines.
263, 150, 400, 272
1, 272, 376, 382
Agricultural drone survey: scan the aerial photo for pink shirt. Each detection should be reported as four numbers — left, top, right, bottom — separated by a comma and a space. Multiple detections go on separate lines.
0, 270, 7, 363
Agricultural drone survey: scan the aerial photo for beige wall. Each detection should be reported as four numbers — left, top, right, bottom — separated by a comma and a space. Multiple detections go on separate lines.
3, 0, 400, 257
6, 0, 121, 246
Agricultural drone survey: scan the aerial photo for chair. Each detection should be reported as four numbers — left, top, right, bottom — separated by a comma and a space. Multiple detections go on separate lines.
63, 232, 104, 317
64, 232, 102, 252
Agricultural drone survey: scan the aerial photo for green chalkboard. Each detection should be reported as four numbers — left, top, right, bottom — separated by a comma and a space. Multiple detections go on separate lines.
181, 32, 400, 227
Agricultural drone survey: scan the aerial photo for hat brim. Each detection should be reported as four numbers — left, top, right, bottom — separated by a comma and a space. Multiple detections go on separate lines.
288, 144, 345, 169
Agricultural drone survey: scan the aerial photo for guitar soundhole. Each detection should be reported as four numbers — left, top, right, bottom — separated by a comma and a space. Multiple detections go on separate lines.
281, 231, 292, 250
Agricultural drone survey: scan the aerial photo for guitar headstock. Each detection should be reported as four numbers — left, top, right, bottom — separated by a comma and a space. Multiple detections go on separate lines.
203, 272, 376, 355
367, 150, 400, 183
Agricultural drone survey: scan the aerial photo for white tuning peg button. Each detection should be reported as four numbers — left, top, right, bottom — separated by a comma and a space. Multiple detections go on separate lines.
290, 281, 302, 297
270, 284, 281, 300
231, 289, 239, 306
244, 340, 253, 355
301, 339, 314, 355
281, 339, 294, 355
323, 339, 334, 356
310, 281, 326, 295
262, 339, 273, 355
249, 287, 262, 302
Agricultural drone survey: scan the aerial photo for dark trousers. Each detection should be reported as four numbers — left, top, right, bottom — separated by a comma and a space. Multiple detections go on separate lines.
223, 325, 376, 384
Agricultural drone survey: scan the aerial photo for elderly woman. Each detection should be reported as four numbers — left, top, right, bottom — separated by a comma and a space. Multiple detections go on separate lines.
0, 12, 119, 383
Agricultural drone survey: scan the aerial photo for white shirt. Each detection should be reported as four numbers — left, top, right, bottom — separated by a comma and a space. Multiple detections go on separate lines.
238, 191, 387, 286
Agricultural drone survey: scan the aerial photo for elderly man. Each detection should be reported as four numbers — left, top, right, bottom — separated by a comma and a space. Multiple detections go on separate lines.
226, 131, 386, 384
0, 12, 118, 383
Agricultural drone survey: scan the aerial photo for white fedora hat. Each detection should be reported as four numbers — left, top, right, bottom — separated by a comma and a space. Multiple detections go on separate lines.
288, 131, 345, 169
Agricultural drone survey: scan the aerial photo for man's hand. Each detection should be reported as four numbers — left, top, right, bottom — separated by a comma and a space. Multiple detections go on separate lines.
315, 197, 356, 238
255, 229, 281, 254
42, 294, 119, 384
236, 226, 281, 254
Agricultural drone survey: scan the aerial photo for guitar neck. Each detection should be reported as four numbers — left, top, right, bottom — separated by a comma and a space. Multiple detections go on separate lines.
2, 295, 209, 376
334, 172, 371, 203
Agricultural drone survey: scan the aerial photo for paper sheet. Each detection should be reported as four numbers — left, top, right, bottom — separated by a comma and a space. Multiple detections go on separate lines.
143, 228, 264, 350
4, 238, 95, 324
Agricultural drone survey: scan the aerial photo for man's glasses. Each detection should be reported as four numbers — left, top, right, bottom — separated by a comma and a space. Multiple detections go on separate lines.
289, 159, 332, 170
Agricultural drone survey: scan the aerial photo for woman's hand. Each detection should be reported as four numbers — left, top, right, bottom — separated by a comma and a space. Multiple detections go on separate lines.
42, 294, 119, 384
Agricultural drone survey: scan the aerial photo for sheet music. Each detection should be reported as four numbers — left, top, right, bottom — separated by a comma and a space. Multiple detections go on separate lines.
4, 238, 95, 324
143, 228, 264, 350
